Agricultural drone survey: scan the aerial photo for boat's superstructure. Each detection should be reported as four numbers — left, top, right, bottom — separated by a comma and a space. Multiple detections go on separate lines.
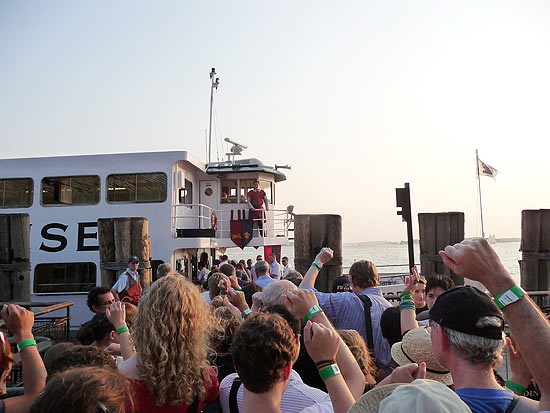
0, 150, 291, 324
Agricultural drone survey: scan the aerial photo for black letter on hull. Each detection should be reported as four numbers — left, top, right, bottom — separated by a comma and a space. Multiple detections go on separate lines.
39, 223, 68, 252
77, 222, 99, 251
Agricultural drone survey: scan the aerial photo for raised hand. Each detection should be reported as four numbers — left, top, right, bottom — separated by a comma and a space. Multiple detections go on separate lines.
284, 289, 319, 319
303, 321, 340, 363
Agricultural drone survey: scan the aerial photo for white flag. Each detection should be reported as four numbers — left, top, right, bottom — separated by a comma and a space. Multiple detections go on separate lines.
478, 158, 498, 179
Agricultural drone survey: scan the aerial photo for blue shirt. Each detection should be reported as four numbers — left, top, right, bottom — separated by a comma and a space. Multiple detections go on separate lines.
455, 388, 514, 413
255, 275, 275, 289
306, 286, 392, 367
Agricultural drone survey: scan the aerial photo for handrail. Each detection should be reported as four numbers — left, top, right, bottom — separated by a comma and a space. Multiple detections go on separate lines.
0, 302, 73, 340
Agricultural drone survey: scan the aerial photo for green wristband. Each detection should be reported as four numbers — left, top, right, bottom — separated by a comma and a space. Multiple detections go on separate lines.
241, 309, 252, 319
311, 262, 322, 271
318, 363, 341, 381
494, 285, 525, 309
17, 338, 37, 352
116, 326, 129, 335
305, 304, 323, 322
400, 291, 413, 298
505, 380, 526, 395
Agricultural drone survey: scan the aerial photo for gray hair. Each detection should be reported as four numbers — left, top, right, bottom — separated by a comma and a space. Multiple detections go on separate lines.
435, 319, 505, 368
261, 281, 298, 307
254, 260, 269, 277
156, 263, 172, 278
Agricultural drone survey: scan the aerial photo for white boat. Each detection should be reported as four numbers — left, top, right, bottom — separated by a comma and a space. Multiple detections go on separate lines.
0, 149, 292, 325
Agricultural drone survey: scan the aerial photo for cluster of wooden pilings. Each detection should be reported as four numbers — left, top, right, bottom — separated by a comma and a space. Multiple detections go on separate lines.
97, 217, 152, 290
520, 210, 550, 294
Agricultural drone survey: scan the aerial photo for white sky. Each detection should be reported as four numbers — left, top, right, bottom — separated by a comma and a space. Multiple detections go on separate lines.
1, 1, 549, 242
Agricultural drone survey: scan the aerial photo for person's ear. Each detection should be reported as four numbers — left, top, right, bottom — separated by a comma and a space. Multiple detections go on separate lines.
110, 330, 117, 342
283, 362, 292, 381
92, 305, 99, 313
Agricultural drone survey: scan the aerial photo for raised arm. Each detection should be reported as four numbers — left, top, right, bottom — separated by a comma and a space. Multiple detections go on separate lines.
1, 304, 47, 411
303, 321, 354, 413
440, 238, 550, 410
106, 302, 135, 360
299, 247, 334, 289
284, 289, 365, 399
400, 267, 421, 335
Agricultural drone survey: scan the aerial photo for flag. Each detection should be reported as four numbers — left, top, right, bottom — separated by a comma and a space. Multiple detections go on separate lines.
230, 210, 254, 249
478, 158, 498, 179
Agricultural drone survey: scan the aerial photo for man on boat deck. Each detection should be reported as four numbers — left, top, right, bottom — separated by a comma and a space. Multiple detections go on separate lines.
111, 256, 142, 305
247, 180, 269, 236
299, 248, 393, 369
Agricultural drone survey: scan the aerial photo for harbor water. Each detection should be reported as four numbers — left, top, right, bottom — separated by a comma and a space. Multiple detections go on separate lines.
227, 241, 522, 284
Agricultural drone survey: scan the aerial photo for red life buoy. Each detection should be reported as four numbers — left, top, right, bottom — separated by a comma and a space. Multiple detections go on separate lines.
211, 211, 218, 230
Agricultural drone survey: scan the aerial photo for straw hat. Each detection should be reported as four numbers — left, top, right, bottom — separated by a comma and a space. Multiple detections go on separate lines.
390, 327, 453, 385
347, 383, 403, 413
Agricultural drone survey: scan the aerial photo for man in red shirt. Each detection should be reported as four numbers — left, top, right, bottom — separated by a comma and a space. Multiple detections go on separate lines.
247, 180, 269, 236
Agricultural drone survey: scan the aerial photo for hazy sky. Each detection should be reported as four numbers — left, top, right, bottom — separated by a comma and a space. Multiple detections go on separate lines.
1, 1, 549, 242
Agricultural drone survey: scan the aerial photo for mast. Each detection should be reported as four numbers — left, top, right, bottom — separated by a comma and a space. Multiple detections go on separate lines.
476, 149, 485, 238
208, 68, 220, 164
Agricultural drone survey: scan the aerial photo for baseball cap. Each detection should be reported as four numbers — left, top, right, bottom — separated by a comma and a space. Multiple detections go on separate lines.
429, 286, 504, 340
332, 275, 352, 293
128, 256, 140, 263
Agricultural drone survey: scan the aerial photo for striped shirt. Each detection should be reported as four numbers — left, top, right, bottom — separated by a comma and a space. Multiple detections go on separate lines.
220, 370, 327, 413
306, 286, 392, 367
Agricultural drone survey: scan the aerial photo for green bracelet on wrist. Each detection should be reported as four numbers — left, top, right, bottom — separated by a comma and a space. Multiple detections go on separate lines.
241, 309, 252, 319
318, 363, 341, 381
116, 326, 129, 335
304, 304, 323, 322
506, 380, 526, 395
400, 291, 413, 298
17, 338, 37, 352
494, 285, 525, 309
312, 262, 322, 271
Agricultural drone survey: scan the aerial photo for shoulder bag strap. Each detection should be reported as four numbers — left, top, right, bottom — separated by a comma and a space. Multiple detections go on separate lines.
357, 295, 374, 353
229, 378, 242, 413
505, 394, 520, 413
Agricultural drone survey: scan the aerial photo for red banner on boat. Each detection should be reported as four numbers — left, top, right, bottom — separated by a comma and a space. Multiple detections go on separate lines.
230, 210, 254, 249
264, 245, 281, 262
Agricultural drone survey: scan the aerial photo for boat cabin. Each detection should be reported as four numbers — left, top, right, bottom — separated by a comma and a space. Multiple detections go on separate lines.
0, 150, 290, 324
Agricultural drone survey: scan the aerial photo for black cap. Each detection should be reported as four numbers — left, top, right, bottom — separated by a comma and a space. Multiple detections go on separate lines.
429, 286, 504, 340
128, 256, 140, 263
332, 275, 352, 293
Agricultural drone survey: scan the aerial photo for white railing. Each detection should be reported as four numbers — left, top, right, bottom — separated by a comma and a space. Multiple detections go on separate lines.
172, 204, 292, 240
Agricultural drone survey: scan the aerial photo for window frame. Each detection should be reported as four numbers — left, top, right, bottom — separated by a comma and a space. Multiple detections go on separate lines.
40, 175, 101, 207
33, 261, 97, 294
0, 177, 34, 209
106, 172, 168, 204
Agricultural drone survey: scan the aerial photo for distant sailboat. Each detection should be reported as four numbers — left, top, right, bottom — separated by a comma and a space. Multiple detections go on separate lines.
476, 150, 498, 243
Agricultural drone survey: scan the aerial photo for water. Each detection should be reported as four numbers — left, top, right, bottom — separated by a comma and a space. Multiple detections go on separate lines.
225, 241, 522, 283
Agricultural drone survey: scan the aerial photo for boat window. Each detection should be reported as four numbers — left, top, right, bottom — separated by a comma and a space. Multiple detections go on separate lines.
0, 178, 33, 208
34, 262, 97, 293
184, 179, 193, 204
260, 180, 273, 205
107, 172, 167, 203
220, 179, 238, 204
42, 175, 100, 206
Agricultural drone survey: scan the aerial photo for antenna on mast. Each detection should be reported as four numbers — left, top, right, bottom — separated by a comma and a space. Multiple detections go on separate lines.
208, 67, 220, 165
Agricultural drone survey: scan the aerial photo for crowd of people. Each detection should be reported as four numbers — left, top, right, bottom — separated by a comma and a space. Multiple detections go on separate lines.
1, 239, 550, 412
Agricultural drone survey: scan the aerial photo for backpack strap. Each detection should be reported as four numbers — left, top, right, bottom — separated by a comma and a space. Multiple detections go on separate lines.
229, 378, 242, 413
505, 395, 520, 413
357, 295, 374, 354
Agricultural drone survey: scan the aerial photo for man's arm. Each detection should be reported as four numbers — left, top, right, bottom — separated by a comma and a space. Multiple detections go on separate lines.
106, 302, 135, 360
263, 194, 269, 211
284, 289, 365, 399
440, 238, 550, 410
299, 247, 334, 289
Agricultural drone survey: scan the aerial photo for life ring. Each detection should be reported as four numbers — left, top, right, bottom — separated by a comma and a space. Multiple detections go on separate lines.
211, 211, 218, 230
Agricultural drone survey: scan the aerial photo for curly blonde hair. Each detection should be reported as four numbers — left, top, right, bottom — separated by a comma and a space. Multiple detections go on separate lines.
133, 275, 212, 406
338, 329, 377, 378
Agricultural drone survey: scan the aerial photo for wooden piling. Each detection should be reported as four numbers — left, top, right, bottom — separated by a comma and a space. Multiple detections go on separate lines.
0, 214, 31, 301
418, 212, 465, 285
520, 209, 550, 293
294, 214, 342, 292
98, 217, 152, 290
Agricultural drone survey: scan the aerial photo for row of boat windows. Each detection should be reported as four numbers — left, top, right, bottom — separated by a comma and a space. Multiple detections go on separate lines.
0, 173, 167, 208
